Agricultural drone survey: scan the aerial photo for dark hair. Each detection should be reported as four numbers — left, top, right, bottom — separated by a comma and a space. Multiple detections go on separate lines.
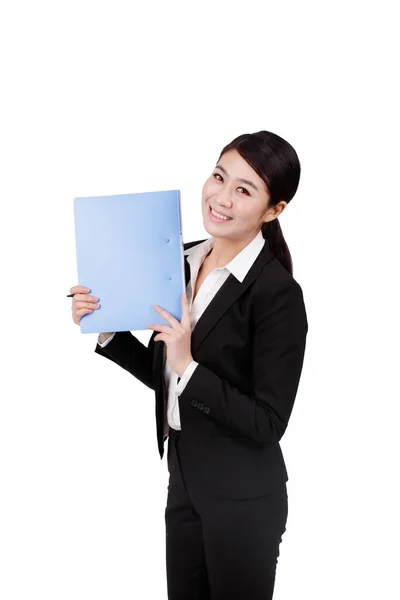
217, 131, 301, 275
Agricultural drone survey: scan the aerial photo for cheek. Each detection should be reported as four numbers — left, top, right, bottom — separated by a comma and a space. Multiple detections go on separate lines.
202, 179, 218, 198
202, 182, 210, 198
235, 206, 255, 222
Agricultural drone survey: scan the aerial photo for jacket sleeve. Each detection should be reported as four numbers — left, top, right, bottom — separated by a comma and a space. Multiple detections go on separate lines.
94, 330, 157, 390
178, 279, 308, 444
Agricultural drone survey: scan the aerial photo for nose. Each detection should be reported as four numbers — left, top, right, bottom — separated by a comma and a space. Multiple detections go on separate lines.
214, 186, 233, 209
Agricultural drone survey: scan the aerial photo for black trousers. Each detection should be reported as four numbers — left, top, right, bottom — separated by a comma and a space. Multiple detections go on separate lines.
165, 428, 288, 600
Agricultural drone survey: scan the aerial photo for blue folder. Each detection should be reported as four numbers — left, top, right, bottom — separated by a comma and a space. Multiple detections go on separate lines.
73, 190, 186, 334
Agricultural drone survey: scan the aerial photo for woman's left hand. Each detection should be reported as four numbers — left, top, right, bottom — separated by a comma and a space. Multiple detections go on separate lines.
147, 293, 193, 377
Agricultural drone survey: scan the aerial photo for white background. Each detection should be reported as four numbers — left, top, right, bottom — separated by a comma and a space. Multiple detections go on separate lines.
1, 0, 399, 598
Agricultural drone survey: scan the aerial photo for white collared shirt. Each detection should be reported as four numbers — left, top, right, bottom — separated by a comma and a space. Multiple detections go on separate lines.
98, 230, 266, 432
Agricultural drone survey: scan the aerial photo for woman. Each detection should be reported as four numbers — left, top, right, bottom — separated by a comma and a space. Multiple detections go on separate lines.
70, 130, 308, 599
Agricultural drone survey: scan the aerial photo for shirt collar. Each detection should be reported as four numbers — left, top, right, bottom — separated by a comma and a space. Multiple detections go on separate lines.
183, 229, 265, 283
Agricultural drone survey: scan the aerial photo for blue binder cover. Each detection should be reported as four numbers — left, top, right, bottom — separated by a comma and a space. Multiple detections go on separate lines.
73, 190, 186, 334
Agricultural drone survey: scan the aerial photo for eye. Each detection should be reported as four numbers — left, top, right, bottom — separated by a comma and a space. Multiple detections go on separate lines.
212, 173, 250, 195
237, 186, 250, 195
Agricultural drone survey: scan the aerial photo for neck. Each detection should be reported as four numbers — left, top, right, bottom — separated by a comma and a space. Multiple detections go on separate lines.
207, 231, 259, 268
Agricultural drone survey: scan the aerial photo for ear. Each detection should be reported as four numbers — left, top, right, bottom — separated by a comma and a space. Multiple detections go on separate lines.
276, 200, 288, 216
263, 201, 287, 223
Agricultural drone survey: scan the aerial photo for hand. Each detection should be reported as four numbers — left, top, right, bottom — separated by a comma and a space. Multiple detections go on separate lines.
70, 285, 100, 325
147, 293, 193, 377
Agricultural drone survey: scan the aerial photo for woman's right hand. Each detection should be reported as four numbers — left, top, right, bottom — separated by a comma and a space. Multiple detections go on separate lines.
70, 285, 114, 341
70, 285, 100, 325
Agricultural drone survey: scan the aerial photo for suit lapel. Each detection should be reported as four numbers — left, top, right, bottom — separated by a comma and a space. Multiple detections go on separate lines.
153, 237, 274, 378
188, 239, 274, 355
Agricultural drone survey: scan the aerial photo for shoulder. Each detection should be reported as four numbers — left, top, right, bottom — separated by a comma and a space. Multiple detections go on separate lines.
251, 256, 308, 328
255, 255, 305, 298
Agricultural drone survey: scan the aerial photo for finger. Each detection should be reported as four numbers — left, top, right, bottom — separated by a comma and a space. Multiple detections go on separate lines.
70, 285, 91, 294
73, 307, 94, 325
76, 307, 94, 317
73, 294, 99, 303
181, 293, 191, 327
147, 324, 169, 332
74, 300, 100, 310
154, 305, 179, 328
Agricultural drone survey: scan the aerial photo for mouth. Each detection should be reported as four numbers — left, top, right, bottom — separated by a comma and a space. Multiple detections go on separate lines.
208, 204, 233, 222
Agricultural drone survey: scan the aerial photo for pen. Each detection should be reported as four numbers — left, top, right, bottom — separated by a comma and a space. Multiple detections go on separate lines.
67, 289, 91, 297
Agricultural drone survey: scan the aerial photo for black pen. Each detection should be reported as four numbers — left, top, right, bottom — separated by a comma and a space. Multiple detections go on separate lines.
67, 290, 91, 297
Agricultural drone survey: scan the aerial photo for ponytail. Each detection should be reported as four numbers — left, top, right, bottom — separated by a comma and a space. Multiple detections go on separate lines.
261, 219, 293, 276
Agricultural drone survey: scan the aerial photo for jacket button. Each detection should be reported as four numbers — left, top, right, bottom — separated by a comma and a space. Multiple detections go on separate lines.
191, 399, 198, 407
198, 402, 204, 410
204, 407, 210, 414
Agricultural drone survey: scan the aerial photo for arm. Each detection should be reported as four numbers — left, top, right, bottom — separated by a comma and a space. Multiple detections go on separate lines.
94, 330, 157, 390
177, 280, 308, 444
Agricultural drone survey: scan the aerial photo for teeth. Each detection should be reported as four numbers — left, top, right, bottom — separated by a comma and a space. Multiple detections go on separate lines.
211, 207, 232, 220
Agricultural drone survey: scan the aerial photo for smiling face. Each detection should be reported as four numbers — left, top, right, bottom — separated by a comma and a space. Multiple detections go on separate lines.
201, 149, 283, 245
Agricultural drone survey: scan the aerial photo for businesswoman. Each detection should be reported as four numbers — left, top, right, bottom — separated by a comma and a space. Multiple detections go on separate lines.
70, 130, 308, 600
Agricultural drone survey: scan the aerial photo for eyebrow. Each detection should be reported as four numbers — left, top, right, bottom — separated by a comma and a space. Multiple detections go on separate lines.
215, 164, 260, 192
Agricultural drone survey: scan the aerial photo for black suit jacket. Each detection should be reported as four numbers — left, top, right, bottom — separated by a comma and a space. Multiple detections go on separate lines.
95, 237, 308, 499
